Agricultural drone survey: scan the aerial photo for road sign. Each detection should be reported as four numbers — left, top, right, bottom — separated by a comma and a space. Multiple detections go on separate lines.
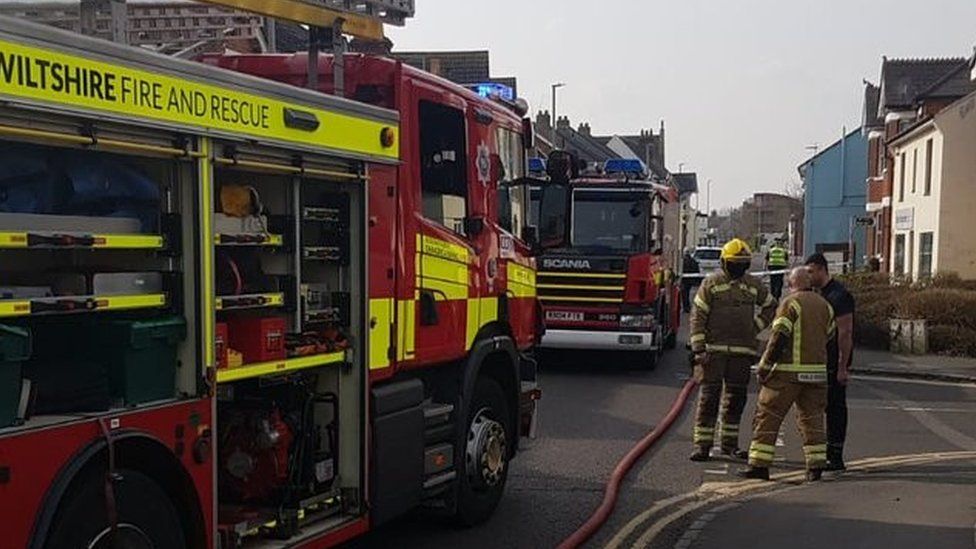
855, 217, 875, 227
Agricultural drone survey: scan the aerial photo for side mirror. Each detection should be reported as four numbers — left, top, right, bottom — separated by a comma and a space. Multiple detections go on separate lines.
537, 183, 570, 250
522, 118, 534, 150
523, 225, 539, 249
464, 216, 485, 237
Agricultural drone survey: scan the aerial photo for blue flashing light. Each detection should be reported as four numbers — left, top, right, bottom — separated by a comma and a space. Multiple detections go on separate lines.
471, 82, 515, 102
604, 158, 649, 177
528, 157, 547, 174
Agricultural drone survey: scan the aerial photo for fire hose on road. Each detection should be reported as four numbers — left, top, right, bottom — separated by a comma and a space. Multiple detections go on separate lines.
557, 378, 700, 549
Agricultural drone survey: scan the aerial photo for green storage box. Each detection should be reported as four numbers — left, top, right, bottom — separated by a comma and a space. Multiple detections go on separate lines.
0, 324, 31, 428
91, 316, 187, 405
30, 316, 186, 407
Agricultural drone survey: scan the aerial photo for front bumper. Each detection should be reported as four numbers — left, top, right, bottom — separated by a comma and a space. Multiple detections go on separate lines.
540, 329, 658, 351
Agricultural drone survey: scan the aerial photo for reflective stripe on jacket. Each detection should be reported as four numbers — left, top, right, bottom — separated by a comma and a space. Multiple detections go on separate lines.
690, 271, 777, 355
760, 290, 836, 378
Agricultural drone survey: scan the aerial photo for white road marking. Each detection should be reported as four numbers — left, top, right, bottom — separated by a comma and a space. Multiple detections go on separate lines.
853, 374, 976, 388
852, 404, 974, 414
604, 451, 976, 549
703, 463, 728, 476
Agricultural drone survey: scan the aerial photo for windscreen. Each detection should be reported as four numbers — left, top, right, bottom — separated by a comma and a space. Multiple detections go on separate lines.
571, 190, 650, 253
694, 249, 722, 261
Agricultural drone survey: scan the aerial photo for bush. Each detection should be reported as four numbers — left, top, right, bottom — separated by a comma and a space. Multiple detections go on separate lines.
894, 289, 976, 331
842, 273, 976, 356
928, 326, 976, 357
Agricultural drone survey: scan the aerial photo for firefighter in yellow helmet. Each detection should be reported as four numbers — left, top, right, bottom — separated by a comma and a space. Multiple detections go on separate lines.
739, 267, 835, 482
689, 238, 777, 461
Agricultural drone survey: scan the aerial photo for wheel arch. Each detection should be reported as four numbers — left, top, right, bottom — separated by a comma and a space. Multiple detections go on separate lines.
462, 328, 521, 455
29, 431, 206, 549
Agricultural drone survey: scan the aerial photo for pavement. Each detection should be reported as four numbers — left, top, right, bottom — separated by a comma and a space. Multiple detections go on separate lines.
855, 347, 976, 383
352, 326, 976, 549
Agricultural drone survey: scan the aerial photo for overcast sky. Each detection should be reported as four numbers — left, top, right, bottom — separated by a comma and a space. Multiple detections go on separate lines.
389, 0, 976, 210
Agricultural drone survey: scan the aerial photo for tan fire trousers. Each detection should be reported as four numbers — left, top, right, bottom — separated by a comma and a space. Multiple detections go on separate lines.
748, 373, 828, 470
692, 353, 753, 452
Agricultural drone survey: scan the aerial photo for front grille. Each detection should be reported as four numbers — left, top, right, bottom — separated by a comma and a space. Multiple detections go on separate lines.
537, 272, 626, 303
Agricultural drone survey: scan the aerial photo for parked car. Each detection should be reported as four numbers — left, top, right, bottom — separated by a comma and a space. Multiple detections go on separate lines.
693, 246, 723, 274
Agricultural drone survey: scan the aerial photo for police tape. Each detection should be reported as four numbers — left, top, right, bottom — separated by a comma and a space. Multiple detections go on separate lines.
681, 270, 790, 280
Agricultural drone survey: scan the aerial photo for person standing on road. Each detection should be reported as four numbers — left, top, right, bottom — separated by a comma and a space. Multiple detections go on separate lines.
682, 249, 700, 313
766, 241, 789, 300
689, 238, 777, 462
806, 253, 855, 471
740, 267, 835, 482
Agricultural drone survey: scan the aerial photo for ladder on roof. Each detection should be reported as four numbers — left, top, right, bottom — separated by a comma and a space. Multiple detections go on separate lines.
200, 0, 415, 40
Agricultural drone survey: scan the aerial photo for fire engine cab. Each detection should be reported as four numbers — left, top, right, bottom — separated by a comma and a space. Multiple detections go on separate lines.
532, 156, 680, 366
0, 9, 545, 548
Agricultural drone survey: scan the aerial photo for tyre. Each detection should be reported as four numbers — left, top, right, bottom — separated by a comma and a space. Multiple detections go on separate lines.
455, 377, 511, 526
44, 468, 186, 549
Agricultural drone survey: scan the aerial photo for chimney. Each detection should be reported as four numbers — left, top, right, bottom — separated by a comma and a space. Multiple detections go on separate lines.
536, 110, 552, 132
578, 122, 591, 136
556, 116, 571, 129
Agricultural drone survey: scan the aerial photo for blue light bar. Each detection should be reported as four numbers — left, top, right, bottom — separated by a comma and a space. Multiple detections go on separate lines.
470, 82, 515, 102
528, 157, 547, 174
604, 158, 648, 177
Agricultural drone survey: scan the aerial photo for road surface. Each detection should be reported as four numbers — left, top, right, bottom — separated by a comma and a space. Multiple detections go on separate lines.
353, 332, 976, 549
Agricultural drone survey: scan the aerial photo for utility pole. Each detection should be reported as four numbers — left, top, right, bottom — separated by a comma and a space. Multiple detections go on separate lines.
551, 82, 565, 149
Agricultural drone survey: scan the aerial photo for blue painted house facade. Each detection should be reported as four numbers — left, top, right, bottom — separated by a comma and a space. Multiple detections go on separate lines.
798, 128, 868, 269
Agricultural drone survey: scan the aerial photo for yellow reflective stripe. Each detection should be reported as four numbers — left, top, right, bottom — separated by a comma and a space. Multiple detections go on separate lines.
694, 426, 715, 443
0, 232, 165, 249
466, 296, 499, 350
711, 283, 732, 294
0, 38, 398, 159
215, 292, 285, 310
690, 333, 706, 344
507, 262, 536, 298
537, 283, 626, 291
746, 285, 759, 297
789, 300, 802, 365
705, 344, 757, 356
199, 139, 215, 368
0, 300, 31, 318
776, 363, 827, 373
397, 299, 416, 361
420, 234, 471, 264
772, 316, 793, 334
694, 295, 710, 312
369, 298, 394, 370
539, 272, 625, 279
720, 424, 739, 436
216, 351, 345, 383
762, 293, 777, 307
749, 441, 776, 461
755, 316, 768, 331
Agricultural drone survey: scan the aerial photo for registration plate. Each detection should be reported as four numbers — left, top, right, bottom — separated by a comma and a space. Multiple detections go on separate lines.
546, 311, 584, 322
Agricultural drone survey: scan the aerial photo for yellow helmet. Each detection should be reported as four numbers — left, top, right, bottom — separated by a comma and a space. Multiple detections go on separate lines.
721, 238, 753, 263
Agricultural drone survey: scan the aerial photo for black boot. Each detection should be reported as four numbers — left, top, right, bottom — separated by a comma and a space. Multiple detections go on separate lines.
737, 466, 770, 480
806, 469, 823, 482
721, 447, 749, 460
689, 447, 711, 462
826, 444, 846, 471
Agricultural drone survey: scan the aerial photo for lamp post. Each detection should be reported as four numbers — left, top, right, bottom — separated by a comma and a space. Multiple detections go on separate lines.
551, 82, 566, 148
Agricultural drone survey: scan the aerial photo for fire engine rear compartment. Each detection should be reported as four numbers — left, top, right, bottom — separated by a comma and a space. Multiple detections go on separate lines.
0, 112, 368, 547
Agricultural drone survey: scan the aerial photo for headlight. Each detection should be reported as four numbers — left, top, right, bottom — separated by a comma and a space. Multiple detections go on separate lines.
620, 314, 654, 329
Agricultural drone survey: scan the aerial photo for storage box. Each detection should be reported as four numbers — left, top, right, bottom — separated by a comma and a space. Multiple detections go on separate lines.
30, 316, 186, 407
0, 325, 30, 428
228, 316, 287, 364
216, 322, 229, 369
92, 317, 186, 405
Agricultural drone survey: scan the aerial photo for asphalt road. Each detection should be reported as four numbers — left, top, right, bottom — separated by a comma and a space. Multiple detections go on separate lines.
352, 330, 976, 549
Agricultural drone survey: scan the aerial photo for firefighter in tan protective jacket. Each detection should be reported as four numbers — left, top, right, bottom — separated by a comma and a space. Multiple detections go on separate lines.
739, 267, 836, 482
689, 238, 777, 461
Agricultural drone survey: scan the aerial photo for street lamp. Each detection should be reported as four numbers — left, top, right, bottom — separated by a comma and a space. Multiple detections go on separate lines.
678, 162, 690, 173
706, 179, 713, 215
551, 82, 566, 148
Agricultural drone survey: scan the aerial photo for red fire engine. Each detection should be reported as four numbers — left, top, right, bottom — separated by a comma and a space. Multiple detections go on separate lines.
0, 11, 543, 548
532, 157, 681, 367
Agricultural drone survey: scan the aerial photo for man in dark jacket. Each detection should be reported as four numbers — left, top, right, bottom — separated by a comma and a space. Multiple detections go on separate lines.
682, 249, 700, 313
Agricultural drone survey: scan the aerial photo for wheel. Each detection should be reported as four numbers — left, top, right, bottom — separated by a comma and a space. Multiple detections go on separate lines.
44, 468, 186, 549
455, 377, 511, 526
